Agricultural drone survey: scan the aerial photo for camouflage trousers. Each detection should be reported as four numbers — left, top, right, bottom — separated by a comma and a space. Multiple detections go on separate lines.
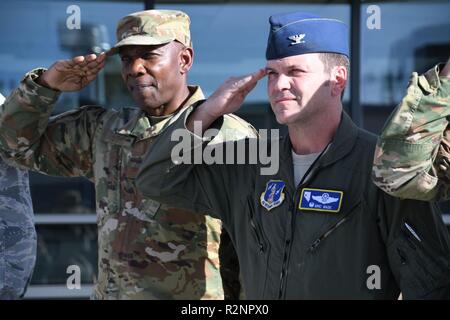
0, 223, 36, 299
0, 159, 36, 300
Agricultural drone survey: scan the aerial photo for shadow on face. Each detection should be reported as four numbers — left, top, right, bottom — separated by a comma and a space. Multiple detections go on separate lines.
265, 53, 347, 126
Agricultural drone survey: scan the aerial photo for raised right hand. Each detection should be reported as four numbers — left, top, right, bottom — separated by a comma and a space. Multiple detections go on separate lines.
203, 69, 266, 119
186, 69, 266, 133
37, 53, 107, 92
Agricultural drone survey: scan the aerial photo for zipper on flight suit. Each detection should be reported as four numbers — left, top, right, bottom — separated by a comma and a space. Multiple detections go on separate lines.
277, 146, 328, 299
277, 189, 299, 299
307, 201, 360, 253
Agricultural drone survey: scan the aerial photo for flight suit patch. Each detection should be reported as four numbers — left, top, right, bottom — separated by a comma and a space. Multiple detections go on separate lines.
299, 188, 343, 213
260, 180, 286, 211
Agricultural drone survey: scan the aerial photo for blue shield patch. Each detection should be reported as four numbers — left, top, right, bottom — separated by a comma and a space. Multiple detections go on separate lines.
260, 180, 286, 211
299, 188, 343, 213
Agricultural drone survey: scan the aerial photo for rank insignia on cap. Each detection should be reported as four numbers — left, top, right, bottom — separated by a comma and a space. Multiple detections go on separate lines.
288, 34, 306, 45
260, 180, 286, 211
299, 188, 343, 213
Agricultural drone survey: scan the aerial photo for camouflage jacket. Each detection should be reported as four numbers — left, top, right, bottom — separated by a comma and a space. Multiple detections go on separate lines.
0, 156, 36, 299
373, 64, 450, 201
0, 68, 257, 299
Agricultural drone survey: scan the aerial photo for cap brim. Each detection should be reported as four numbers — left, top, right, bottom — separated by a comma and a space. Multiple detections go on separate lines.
106, 34, 175, 56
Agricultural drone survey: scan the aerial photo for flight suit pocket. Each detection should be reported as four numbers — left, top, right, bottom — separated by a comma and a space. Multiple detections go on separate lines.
391, 220, 450, 299
303, 200, 362, 254
246, 196, 267, 253
242, 196, 270, 298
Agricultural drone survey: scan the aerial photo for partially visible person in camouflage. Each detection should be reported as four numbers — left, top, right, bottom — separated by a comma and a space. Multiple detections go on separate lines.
0, 10, 253, 299
372, 58, 450, 201
0, 139, 36, 299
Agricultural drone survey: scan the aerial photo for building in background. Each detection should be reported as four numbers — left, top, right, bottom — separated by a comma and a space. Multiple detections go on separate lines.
0, 0, 449, 299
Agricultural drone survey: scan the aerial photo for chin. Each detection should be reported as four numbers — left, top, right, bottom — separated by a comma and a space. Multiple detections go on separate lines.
274, 109, 295, 124
274, 114, 288, 125
139, 99, 161, 110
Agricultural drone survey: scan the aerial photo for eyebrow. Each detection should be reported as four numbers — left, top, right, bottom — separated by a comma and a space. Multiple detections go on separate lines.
286, 65, 308, 72
265, 65, 307, 73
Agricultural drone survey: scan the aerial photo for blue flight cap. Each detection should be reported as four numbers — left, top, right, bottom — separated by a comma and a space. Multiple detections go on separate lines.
266, 11, 349, 60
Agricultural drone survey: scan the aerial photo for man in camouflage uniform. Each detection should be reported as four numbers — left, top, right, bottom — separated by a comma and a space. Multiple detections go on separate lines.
0, 114, 36, 299
0, 10, 254, 299
373, 58, 450, 201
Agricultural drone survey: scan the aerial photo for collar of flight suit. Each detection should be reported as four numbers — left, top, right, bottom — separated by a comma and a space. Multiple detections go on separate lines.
280, 111, 360, 179
114, 85, 205, 142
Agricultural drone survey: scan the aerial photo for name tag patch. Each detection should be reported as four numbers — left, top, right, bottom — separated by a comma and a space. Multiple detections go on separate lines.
299, 188, 343, 213
260, 180, 286, 211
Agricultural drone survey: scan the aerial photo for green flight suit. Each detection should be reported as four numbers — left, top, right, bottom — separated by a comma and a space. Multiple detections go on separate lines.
137, 107, 450, 299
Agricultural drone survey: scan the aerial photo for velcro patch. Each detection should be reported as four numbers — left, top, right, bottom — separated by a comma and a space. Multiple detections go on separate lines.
299, 188, 343, 213
260, 180, 286, 211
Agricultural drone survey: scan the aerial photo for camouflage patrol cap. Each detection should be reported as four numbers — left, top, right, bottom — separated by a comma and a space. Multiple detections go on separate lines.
107, 9, 192, 55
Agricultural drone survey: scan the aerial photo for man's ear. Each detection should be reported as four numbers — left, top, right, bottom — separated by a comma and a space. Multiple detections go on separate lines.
180, 47, 194, 74
331, 65, 347, 98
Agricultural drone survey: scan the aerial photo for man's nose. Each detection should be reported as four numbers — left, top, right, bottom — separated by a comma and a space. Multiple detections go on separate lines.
271, 74, 291, 91
128, 58, 146, 76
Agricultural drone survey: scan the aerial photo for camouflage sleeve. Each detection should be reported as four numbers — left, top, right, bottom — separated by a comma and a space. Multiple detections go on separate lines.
372, 64, 450, 201
136, 105, 258, 224
0, 68, 107, 178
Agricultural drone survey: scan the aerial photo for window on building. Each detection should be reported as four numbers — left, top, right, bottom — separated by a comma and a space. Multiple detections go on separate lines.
0, 0, 448, 299
360, 1, 450, 134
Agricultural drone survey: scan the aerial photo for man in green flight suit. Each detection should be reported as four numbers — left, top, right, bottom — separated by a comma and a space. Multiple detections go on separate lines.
136, 11, 450, 299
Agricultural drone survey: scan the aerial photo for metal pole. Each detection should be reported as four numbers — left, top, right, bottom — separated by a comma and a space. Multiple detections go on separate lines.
144, 0, 155, 10
350, 0, 363, 127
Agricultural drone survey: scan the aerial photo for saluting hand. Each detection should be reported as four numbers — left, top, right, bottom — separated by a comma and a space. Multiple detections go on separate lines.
186, 69, 266, 133
37, 53, 107, 92
204, 69, 266, 118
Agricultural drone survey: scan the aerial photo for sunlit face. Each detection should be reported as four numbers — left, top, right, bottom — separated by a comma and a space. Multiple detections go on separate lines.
120, 42, 186, 115
266, 53, 332, 125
